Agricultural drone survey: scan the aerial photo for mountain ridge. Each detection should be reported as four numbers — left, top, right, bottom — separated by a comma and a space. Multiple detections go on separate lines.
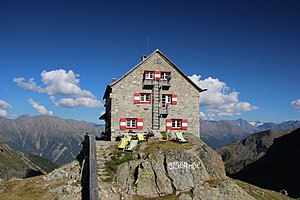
231, 128, 300, 198
0, 114, 104, 165
201, 118, 300, 148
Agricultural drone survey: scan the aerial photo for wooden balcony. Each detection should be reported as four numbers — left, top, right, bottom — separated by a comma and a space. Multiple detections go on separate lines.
160, 106, 170, 116
160, 80, 171, 89
142, 79, 154, 89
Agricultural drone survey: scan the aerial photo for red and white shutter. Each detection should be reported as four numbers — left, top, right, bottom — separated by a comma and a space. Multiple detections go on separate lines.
166, 119, 172, 130
181, 119, 188, 130
134, 93, 140, 104
154, 71, 160, 80
120, 118, 127, 130
171, 94, 177, 105
137, 118, 143, 130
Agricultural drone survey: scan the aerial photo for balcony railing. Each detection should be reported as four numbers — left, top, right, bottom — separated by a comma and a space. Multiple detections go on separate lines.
160, 105, 170, 115
160, 80, 171, 89
142, 79, 154, 89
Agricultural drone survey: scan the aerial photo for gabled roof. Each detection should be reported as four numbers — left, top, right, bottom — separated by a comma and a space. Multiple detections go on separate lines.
103, 49, 206, 99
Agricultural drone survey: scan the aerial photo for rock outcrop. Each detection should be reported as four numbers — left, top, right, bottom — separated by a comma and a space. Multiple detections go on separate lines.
114, 134, 254, 199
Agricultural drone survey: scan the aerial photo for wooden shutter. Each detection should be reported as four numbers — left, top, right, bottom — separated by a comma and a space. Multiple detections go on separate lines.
181, 119, 187, 130
134, 93, 140, 104
166, 119, 172, 130
137, 118, 143, 130
120, 118, 127, 130
154, 71, 160, 80
171, 94, 177, 105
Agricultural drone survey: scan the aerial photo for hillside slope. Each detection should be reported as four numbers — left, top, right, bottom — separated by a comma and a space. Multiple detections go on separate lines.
232, 128, 300, 198
0, 115, 104, 165
0, 139, 57, 180
217, 130, 289, 174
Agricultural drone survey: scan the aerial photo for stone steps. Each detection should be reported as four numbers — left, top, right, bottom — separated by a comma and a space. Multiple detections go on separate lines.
95, 141, 116, 184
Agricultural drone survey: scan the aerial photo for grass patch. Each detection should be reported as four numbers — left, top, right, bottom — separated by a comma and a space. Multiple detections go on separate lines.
104, 150, 134, 182
206, 179, 222, 188
139, 140, 194, 156
0, 176, 58, 200
234, 179, 294, 200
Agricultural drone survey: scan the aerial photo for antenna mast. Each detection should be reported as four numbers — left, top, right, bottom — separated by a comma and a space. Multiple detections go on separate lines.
146, 33, 149, 55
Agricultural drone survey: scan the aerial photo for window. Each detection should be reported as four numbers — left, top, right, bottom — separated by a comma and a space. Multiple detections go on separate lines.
162, 94, 172, 108
145, 71, 154, 79
172, 119, 181, 128
120, 118, 143, 130
140, 93, 150, 102
126, 119, 136, 128
161, 72, 171, 80
135, 93, 151, 104
166, 119, 187, 130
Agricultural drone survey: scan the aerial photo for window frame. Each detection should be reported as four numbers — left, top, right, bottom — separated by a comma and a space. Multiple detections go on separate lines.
160, 71, 171, 81
144, 71, 154, 80
139, 93, 151, 104
161, 94, 172, 108
126, 118, 137, 129
172, 119, 182, 129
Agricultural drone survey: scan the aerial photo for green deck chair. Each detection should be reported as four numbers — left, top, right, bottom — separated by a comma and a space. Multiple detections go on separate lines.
137, 133, 146, 142
118, 138, 130, 150
125, 140, 138, 151
175, 132, 188, 143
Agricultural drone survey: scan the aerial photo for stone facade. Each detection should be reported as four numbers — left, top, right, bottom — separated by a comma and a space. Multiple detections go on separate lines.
101, 50, 204, 140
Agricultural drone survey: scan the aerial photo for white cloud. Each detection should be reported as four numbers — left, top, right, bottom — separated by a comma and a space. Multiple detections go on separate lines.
189, 74, 258, 119
28, 98, 54, 115
14, 69, 102, 109
0, 99, 12, 117
57, 97, 102, 108
13, 77, 41, 91
291, 99, 300, 109
40, 69, 95, 98
0, 109, 7, 117
0, 99, 12, 109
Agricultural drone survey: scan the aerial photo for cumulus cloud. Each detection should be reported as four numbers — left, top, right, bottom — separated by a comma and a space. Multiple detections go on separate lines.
0, 109, 7, 117
28, 98, 54, 115
0, 99, 12, 117
57, 97, 102, 108
189, 74, 258, 119
14, 69, 102, 108
291, 99, 300, 109
40, 69, 95, 98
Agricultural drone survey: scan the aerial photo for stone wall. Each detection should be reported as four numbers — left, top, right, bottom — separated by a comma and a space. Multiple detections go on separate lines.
110, 52, 200, 138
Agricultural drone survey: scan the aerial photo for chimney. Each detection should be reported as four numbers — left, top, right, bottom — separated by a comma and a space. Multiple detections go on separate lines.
112, 78, 117, 83
141, 55, 147, 61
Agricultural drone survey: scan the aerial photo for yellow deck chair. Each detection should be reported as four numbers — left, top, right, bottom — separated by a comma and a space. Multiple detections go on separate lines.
118, 137, 130, 150
137, 133, 146, 142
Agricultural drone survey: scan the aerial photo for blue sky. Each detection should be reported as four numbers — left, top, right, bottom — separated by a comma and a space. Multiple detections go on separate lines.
0, 0, 299, 123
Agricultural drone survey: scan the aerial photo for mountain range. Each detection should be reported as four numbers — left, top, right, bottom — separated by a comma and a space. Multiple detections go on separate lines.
0, 115, 104, 165
201, 118, 300, 148
0, 139, 57, 180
